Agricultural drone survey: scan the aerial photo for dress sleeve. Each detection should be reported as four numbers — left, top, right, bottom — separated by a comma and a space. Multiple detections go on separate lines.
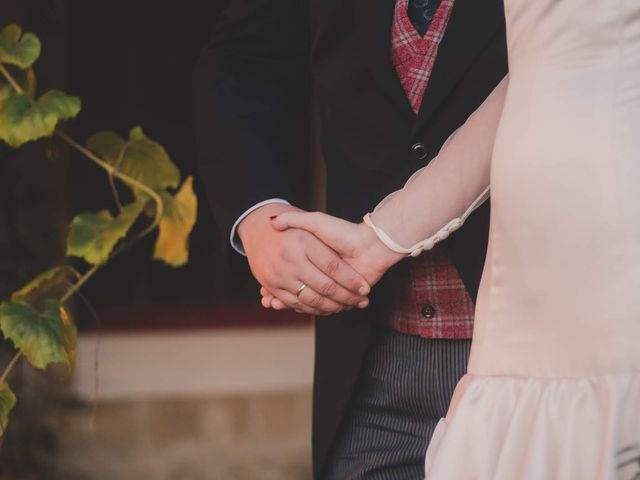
365, 75, 509, 257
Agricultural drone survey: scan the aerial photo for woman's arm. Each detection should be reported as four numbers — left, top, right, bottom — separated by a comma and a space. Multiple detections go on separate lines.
269, 75, 509, 290
368, 75, 508, 255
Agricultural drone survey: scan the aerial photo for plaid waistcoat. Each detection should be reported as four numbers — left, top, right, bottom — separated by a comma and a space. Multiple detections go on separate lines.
387, 0, 475, 339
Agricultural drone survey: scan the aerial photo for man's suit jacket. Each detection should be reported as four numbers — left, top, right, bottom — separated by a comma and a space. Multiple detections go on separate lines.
193, 0, 507, 476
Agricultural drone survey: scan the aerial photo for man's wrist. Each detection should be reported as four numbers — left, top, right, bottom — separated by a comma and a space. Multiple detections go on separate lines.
237, 203, 300, 247
230, 199, 292, 255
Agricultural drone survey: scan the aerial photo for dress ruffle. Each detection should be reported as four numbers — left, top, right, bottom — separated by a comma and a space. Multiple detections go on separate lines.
424, 373, 640, 480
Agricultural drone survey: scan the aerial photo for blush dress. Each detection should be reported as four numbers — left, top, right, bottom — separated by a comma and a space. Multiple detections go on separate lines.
366, 0, 640, 478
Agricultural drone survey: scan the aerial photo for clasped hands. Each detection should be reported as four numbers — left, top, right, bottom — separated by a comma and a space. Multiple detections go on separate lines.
237, 204, 403, 316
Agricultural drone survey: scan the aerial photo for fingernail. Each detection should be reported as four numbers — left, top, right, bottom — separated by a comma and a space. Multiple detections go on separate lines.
269, 215, 278, 220
358, 285, 370, 296
358, 300, 369, 309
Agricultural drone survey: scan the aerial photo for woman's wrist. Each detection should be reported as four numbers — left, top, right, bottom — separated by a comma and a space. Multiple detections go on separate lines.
357, 221, 405, 273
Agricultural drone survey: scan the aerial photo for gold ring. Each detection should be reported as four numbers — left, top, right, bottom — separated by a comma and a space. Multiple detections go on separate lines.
296, 283, 308, 296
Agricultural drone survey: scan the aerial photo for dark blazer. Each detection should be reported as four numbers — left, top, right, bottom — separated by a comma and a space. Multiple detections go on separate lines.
193, 0, 507, 477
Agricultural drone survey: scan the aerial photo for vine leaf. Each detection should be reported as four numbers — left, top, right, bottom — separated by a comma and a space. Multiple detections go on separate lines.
86, 126, 180, 196
11, 266, 80, 311
0, 66, 36, 104
0, 25, 41, 69
153, 176, 198, 267
0, 382, 16, 439
66, 200, 146, 266
0, 90, 81, 148
0, 299, 76, 371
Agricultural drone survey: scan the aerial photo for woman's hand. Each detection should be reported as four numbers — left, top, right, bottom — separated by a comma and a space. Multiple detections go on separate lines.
261, 211, 404, 312
238, 204, 371, 316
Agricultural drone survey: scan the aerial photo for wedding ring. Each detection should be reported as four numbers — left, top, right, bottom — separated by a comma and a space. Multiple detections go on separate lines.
296, 283, 308, 296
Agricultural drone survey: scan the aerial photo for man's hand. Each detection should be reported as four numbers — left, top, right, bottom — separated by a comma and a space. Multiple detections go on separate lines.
238, 203, 371, 315
270, 210, 404, 285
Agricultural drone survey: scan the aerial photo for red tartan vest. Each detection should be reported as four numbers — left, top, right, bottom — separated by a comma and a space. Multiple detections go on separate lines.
386, 0, 475, 339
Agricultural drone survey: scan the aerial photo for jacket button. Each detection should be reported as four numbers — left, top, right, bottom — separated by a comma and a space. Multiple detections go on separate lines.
411, 142, 428, 160
421, 304, 437, 318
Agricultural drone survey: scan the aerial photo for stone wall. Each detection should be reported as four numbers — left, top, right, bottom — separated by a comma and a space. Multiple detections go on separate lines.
46, 391, 312, 480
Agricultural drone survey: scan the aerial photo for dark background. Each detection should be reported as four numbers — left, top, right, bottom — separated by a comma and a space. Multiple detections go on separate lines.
0, 0, 317, 331
0, 2, 315, 475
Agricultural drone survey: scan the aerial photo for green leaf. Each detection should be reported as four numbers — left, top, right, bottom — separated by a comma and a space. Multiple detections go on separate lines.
153, 176, 198, 267
0, 382, 16, 438
66, 200, 146, 265
86, 126, 180, 195
11, 266, 80, 310
0, 65, 36, 105
0, 299, 76, 371
0, 90, 81, 148
0, 25, 41, 69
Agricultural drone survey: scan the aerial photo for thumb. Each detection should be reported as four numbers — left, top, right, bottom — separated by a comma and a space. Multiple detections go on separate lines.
271, 211, 357, 256
271, 211, 328, 234
270, 212, 298, 232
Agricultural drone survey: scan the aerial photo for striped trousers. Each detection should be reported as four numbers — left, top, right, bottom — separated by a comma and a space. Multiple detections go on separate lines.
322, 325, 471, 480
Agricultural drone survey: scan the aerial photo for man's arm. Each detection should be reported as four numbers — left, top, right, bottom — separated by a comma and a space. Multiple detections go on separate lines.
193, 0, 310, 235
193, 0, 370, 314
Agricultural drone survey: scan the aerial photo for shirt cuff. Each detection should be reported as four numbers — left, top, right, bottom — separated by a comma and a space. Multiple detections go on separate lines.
230, 198, 291, 255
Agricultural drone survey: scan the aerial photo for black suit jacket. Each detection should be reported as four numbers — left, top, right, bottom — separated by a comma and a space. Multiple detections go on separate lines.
193, 0, 507, 477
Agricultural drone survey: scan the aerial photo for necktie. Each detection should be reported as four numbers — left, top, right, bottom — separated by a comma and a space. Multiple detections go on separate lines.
407, 0, 442, 37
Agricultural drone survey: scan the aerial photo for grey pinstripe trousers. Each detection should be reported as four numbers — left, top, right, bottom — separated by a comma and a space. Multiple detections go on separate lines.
322, 325, 471, 480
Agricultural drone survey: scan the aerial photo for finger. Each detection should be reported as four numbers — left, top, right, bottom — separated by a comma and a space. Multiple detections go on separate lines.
269, 288, 315, 314
305, 242, 371, 298
272, 212, 358, 255
274, 298, 310, 315
260, 286, 276, 308
296, 258, 369, 307
271, 288, 332, 316
261, 295, 274, 308
270, 298, 288, 310
262, 239, 367, 304
296, 284, 347, 314
271, 297, 312, 315
271, 211, 336, 236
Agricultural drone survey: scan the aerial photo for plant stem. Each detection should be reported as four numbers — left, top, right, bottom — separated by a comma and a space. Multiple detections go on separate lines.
0, 63, 24, 95
54, 132, 165, 307
108, 144, 129, 212
0, 352, 22, 384
61, 264, 99, 304
1, 62, 164, 236
2, 60, 166, 322
56, 131, 164, 236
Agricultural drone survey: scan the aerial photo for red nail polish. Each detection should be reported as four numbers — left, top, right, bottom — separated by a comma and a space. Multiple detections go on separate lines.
270, 215, 278, 220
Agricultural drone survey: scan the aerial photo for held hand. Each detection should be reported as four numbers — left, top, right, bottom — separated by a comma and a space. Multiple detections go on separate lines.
270, 211, 405, 288
238, 204, 371, 316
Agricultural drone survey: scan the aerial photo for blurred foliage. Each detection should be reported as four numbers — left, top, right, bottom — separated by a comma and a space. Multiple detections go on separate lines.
0, 23, 198, 443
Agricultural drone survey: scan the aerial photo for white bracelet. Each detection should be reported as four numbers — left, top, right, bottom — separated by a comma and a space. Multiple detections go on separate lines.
363, 186, 490, 258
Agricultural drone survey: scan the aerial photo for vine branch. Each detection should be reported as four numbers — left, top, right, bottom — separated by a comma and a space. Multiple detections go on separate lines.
0, 352, 22, 384
1, 64, 164, 238
0, 60, 167, 384
55, 131, 164, 238
107, 143, 129, 212
60, 264, 99, 304
0, 64, 23, 95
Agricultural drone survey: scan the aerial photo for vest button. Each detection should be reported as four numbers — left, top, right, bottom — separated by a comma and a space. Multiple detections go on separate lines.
421, 304, 437, 318
411, 142, 428, 160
